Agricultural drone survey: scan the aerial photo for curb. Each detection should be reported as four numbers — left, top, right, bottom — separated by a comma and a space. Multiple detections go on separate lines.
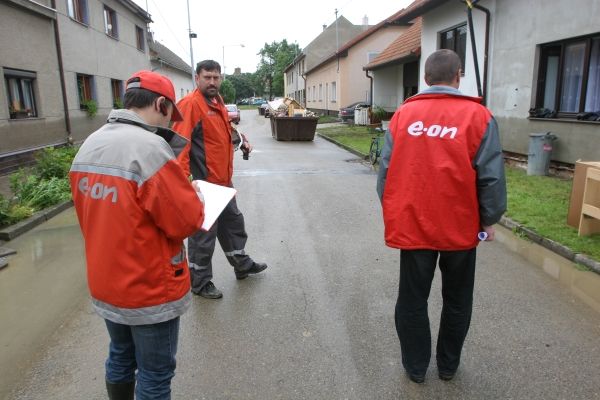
316, 132, 369, 160
498, 216, 600, 274
319, 132, 600, 276
0, 200, 73, 241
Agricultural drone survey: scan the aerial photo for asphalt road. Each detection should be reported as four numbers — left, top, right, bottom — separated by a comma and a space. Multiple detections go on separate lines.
2, 109, 600, 399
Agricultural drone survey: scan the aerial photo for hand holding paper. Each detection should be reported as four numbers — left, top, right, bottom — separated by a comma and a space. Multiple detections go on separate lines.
192, 180, 236, 231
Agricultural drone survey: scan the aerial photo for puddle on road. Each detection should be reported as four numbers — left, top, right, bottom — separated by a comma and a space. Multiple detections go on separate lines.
495, 225, 600, 314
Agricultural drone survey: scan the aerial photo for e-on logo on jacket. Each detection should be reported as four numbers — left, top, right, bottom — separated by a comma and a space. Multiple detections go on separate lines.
407, 121, 458, 139
78, 177, 118, 203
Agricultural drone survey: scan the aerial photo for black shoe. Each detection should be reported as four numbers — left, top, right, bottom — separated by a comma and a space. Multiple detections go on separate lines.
195, 281, 223, 299
438, 371, 455, 381
235, 262, 268, 280
106, 380, 135, 400
407, 373, 425, 384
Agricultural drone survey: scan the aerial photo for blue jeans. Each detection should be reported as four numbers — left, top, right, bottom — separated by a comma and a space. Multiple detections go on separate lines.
105, 317, 180, 400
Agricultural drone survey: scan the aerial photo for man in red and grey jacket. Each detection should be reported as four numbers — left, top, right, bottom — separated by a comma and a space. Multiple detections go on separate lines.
377, 50, 506, 384
70, 71, 204, 399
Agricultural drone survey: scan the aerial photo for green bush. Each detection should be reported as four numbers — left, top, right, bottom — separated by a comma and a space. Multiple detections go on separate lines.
34, 146, 77, 180
1, 146, 77, 228
0, 194, 34, 227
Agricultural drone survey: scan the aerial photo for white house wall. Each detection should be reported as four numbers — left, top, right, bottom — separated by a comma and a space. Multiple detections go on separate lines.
372, 67, 401, 112
421, 1, 490, 97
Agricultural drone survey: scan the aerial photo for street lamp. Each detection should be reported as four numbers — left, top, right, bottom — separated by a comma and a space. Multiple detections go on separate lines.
222, 44, 245, 79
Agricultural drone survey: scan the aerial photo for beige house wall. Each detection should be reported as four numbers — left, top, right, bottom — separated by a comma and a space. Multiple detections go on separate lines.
0, 1, 66, 157
55, 0, 151, 142
306, 25, 405, 114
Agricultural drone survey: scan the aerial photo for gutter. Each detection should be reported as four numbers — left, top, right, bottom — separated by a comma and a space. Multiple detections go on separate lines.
472, 2, 490, 105
366, 70, 373, 106
50, 0, 71, 139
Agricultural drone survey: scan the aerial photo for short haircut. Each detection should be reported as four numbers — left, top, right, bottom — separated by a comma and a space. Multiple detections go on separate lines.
424, 49, 462, 85
196, 60, 221, 75
124, 88, 172, 109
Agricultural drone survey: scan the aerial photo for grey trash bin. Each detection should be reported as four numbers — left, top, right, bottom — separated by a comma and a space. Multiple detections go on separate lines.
527, 132, 557, 175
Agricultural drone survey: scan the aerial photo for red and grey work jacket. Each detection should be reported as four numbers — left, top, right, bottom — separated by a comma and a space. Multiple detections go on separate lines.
172, 90, 234, 186
377, 86, 506, 250
69, 109, 204, 325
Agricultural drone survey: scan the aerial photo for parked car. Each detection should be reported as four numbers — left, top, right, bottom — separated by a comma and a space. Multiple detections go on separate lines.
251, 98, 267, 105
338, 101, 371, 122
226, 104, 240, 124
261, 103, 270, 117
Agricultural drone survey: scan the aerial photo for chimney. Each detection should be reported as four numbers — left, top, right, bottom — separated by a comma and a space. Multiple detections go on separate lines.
362, 15, 369, 30
323, 24, 327, 31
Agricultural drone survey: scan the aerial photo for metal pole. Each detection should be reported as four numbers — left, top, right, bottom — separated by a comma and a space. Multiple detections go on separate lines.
186, 0, 194, 87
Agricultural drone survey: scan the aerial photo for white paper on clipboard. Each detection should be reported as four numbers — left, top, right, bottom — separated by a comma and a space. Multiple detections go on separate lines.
193, 180, 236, 231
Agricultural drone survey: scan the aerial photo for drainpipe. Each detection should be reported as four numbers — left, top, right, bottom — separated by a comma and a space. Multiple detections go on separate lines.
465, 0, 482, 98
50, 0, 72, 141
472, 2, 490, 106
366, 70, 373, 105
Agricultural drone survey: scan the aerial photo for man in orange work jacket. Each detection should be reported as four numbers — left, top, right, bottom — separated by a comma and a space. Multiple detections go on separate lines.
377, 50, 506, 384
172, 60, 267, 299
70, 71, 205, 399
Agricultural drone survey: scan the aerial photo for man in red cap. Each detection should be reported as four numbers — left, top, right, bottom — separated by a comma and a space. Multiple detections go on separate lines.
70, 70, 204, 399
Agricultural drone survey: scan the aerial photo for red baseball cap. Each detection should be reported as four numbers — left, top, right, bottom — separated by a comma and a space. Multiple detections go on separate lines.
126, 70, 183, 121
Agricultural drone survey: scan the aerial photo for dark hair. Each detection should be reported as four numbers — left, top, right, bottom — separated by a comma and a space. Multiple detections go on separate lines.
124, 88, 172, 109
424, 49, 462, 85
196, 60, 221, 75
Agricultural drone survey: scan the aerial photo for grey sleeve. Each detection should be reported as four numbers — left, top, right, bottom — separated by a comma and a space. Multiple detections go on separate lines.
376, 129, 394, 202
473, 116, 507, 226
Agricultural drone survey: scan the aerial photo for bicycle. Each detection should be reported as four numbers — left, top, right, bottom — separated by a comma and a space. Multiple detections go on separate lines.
369, 127, 385, 165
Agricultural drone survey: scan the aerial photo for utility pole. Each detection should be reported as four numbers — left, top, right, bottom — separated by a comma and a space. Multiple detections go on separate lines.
186, 0, 196, 87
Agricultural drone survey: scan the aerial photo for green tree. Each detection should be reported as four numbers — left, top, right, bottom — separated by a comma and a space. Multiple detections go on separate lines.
256, 40, 300, 99
220, 79, 236, 104
227, 73, 259, 101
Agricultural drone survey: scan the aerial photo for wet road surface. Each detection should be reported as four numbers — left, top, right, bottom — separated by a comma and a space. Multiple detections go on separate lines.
2, 109, 600, 399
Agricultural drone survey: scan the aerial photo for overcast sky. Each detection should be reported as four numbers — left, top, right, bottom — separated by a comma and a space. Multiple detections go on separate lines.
132, 0, 414, 74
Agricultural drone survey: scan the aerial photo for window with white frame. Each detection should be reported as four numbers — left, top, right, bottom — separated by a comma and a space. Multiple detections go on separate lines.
313, 85, 316, 101
367, 52, 380, 63
331, 81, 336, 102
535, 33, 600, 118
104, 5, 118, 38
4, 68, 38, 119
67, 0, 88, 24
307, 87, 311, 102
319, 84, 322, 101
439, 24, 467, 73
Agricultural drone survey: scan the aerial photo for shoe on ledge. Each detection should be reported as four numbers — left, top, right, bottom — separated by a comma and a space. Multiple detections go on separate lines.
235, 262, 268, 280
195, 281, 223, 299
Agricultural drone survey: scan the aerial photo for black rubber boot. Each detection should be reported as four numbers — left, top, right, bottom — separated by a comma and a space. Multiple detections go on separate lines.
106, 380, 135, 400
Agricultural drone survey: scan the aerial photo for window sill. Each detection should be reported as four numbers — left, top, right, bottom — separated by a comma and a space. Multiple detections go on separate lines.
69, 17, 89, 28
528, 117, 600, 124
8, 117, 43, 121
106, 33, 119, 41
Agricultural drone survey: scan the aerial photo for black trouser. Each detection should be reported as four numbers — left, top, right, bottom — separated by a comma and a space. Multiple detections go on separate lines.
187, 195, 254, 292
395, 248, 477, 377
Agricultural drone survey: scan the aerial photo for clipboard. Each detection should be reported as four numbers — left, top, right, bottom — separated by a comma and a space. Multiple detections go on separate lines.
193, 180, 237, 231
